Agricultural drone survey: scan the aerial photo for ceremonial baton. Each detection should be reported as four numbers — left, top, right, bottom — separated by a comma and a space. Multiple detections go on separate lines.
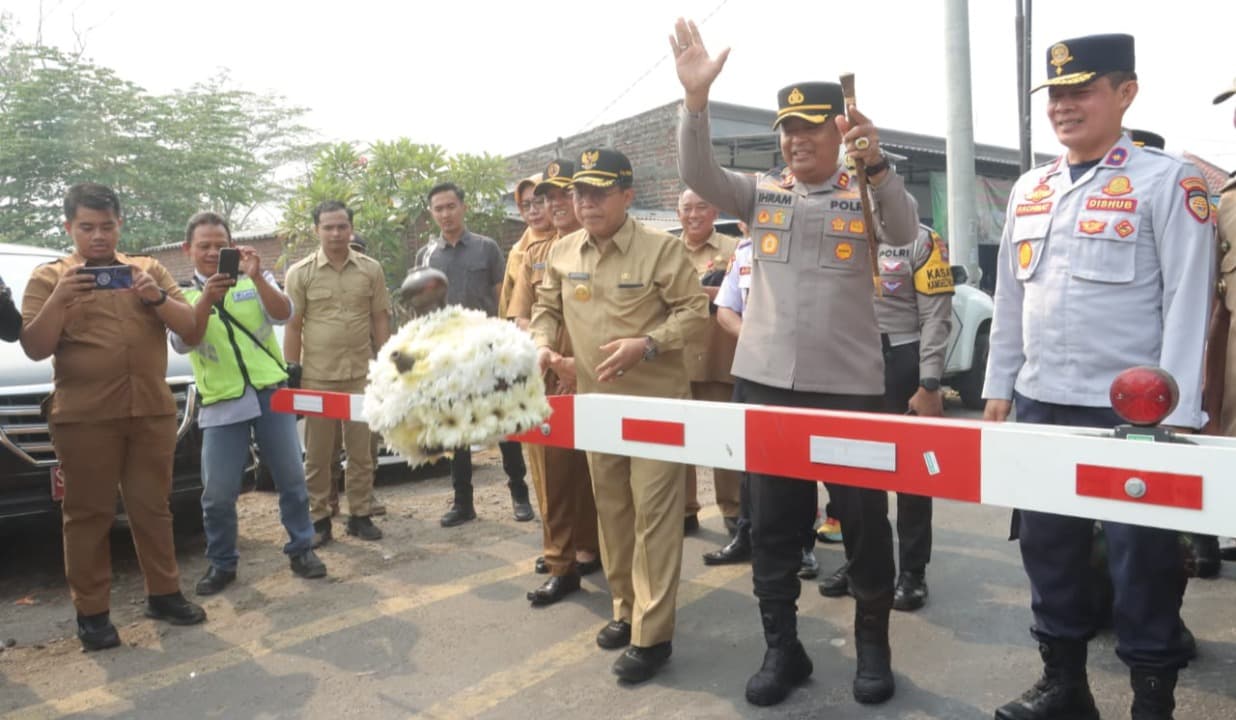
839, 72, 883, 296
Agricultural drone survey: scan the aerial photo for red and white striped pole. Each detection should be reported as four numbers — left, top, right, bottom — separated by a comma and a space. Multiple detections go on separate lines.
271, 370, 1236, 537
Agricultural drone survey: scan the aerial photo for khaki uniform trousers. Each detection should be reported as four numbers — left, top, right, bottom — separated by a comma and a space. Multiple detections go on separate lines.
52, 415, 181, 615
527, 442, 598, 576
684, 381, 742, 518
587, 452, 685, 647
303, 377, 374, 520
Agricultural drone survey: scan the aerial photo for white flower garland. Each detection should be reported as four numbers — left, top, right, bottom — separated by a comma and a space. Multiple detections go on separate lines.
363, 306, 551, 466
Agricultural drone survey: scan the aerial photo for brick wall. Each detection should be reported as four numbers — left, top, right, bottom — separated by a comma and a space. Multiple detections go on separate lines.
144, 235, 314, 286
506, 101, 686, 213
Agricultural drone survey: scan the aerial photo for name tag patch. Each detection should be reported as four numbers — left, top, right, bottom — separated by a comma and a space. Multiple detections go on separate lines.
232, 288, 258, 301
1085, 197, 1138, 213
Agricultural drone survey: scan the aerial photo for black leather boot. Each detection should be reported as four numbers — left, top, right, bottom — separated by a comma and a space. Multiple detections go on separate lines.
702, 526, 751, 565
745, 601, 813, 707
994, 636, 1099, 720
853, 593, 895, 704
1130, 668, 1177, 720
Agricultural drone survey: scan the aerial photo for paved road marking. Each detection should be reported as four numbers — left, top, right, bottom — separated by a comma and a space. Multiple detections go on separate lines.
413, 562, 750, 720
1, 553, 538, 720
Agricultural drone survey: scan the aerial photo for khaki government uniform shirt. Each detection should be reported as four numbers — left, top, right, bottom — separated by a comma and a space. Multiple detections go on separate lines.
530, 216, 710, 397
1216, 174, 1236, 434
681, 231, 739, 384
509, 231, 575, 356
21, 251, 186, 423
499, 227, 550, 320
285, 248, 391, 382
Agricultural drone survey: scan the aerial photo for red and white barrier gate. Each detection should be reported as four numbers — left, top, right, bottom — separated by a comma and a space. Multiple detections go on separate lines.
272, 389, 1236, 537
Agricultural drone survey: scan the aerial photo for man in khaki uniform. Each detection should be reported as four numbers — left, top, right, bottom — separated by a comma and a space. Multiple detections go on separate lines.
1203, 78, 1236, 562
21, 182, 207, 651
676, 188, 741, 534
531, 148, 709, 683
284, 200, 391, 546
509, 159, 601, 606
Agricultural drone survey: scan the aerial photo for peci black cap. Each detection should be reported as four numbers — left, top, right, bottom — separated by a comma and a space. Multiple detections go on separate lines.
534, 159, 576, 195
349, 234, 367, 252
1127, 129, 1165, 149
773, 82, 844, 129
1215, 77, 1236, 105
571, 149, 633, 188
1033, 34, 1134, 92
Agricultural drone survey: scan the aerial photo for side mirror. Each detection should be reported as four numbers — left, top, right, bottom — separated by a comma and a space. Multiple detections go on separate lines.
950, 265, 968, 286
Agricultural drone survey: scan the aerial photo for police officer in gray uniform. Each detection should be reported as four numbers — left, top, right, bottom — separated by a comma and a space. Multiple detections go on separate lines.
819, 224, 953, 611
672, 17, 917, 709
984, 34, 1212, 720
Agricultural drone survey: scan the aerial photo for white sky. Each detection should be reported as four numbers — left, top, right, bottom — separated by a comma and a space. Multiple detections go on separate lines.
6, 0, 1236, 169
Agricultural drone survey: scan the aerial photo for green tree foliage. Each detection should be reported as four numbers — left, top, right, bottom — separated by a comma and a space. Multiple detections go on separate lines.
280, 140, 509, 288
0, 38, 317, 250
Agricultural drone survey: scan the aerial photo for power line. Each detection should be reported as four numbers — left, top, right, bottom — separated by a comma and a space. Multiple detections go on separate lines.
576, 0, 732, 134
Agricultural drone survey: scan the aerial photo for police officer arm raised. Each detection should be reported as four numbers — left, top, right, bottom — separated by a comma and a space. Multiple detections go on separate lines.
671, 17, 888, 184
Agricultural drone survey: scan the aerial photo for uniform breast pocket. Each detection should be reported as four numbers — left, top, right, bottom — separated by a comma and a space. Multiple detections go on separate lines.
1220, 251, 1236, 313
1010, 222, 1048, 281
1068, 217, 1138, 283
819, 232, 865, 273
62, 293, 98, 337
306, 286, 334, 314
752, 229, 790, 264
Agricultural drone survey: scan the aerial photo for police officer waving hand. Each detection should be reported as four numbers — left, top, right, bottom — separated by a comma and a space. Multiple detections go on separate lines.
672, 17, 917, 709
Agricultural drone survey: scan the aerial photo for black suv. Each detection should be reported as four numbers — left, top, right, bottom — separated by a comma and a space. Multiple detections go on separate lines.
0, 243, 203, 522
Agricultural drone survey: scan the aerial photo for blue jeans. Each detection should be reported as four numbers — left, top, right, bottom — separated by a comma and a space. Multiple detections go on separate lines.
201, 387, 314, 571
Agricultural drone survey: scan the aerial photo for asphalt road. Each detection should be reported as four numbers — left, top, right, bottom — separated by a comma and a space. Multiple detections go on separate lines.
2, 405, 1235, 719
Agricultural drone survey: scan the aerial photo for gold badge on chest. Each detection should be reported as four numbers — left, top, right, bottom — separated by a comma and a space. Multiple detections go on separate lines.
574, 285, 592, 302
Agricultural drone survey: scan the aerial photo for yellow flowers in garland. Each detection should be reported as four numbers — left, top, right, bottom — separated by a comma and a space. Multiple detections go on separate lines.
363, 306, 551, 466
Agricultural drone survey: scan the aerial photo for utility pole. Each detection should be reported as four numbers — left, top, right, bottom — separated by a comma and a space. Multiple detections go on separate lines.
1016, 0, 1034, 173
945, 0, 979, 286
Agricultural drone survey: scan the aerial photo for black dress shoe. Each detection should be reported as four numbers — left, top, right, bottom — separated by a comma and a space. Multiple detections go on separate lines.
311, 517, 332, 549
798, 548, 820, 579
892, 571, 927, 612
534, 556, 548, 574
76, 611, 121, 652
703, 532, 751, 565
527, 573, 581, 606
818, 562, 851, 597
195, 566, 236, 596
596, 619, 632, 649
613, 642, 672, 683
290, 549, 327, 579
440, 504, 477, 527
683, 514, 699, 534
346, 514, 383, 541
511, 492, 535, 522
145, 591, 207, 626
576, 557, 602, 575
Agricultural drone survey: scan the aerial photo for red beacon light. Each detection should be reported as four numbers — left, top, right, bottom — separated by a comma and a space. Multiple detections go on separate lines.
1109, 366, 1179, 427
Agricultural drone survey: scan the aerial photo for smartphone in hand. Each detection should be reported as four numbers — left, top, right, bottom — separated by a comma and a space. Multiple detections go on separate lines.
78, 265, 133, 290
218, 248, 240, 280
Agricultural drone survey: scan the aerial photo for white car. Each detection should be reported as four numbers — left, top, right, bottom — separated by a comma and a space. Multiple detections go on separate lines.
942, 278, 993, 410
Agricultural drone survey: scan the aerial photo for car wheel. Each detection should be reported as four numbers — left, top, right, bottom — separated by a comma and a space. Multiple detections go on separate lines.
957, 329, 989, 411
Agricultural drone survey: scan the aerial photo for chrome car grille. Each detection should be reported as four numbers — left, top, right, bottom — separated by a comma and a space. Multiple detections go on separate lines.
0, 378, 197, 467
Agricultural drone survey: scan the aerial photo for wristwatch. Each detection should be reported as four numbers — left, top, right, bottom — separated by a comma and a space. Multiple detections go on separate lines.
141, 288, 169, 307
865, 154, 891, 176
919, 377, 941, 392
642, 336, 659, 362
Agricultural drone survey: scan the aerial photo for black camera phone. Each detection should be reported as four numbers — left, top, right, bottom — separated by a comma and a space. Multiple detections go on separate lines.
218, 248, 241, 280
